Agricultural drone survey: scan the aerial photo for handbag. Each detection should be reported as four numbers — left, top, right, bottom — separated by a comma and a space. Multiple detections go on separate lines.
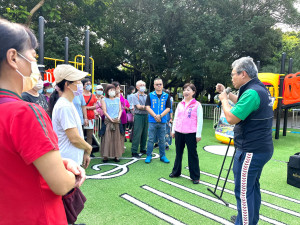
287, 152, 300, 188
62, 187, 87, 224
96, 101, 104, 117
127, 112, 134, 123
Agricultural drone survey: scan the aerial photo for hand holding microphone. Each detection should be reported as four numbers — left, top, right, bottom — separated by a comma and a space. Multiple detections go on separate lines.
218, 87, 232, 107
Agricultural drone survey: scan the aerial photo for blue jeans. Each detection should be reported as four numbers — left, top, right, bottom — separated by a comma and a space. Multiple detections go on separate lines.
154, 121, 172, 146
233, 149, 273, 225
147, 122, 166, 157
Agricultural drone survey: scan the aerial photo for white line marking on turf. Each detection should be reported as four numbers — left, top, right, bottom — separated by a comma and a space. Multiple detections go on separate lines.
160, 178, 286, 225
195, 169, 300, 204
121, 194, 186, 225
180, 174, 300, 218
141, 185, 234, 225
87, 153, 160, 179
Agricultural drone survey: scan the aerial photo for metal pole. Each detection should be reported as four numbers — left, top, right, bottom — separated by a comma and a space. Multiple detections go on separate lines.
283, 58, 293, 136
275, 53, 286, 139
288, 58, 293, 74
64, 37, 69, 64
38, 16, 45, 65
85, 30, 90, 73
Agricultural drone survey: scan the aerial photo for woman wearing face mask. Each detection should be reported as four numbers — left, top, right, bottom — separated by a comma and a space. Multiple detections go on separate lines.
170, 83, 203, 184
49, 65, 92, 169
100, 84, 124, 163
95, 84, 105, 122
43, 80, 54, 102
21, 73, 49, 112
0, 19, 86, 224
82, 78, 97, 155
112, 81, 129, 144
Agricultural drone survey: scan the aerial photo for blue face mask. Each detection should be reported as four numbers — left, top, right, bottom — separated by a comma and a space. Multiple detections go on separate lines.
46, 88, 54, 93
140, 86, 146, 92
96, 90, 103, 95
85, 85, 92, 91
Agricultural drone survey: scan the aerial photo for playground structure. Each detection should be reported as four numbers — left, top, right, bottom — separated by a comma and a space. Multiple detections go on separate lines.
37, 16, 100, 150
37, 16, 95, 88
214, 53, 300, 144
257, 53, 300, 139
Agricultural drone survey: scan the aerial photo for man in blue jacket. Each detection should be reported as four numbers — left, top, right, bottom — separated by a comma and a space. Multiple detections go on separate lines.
145, 78, 171, 163
217, 57, 274, 225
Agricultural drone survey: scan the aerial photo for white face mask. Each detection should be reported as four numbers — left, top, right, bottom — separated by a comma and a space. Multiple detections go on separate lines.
109, 90, 116, 97
16, 53, 40, 92
139, 86, 146, 92
34, 79, 44, 91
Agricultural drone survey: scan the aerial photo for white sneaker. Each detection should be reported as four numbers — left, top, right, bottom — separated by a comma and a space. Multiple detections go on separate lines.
124, 146, 126, 149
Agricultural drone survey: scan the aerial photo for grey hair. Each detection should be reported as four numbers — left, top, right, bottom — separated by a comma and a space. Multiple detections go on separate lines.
232, 57, 258, 79
136, 80, 145, 86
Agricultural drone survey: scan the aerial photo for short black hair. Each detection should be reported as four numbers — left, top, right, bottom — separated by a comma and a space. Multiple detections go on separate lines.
105, 84, 116, 97
183, 83, 197, 98
0, 19, 38, 64
82, 78, 91, 86
154, 77, 162, 83
127, 86, 135, 94
112, 81, 120, 87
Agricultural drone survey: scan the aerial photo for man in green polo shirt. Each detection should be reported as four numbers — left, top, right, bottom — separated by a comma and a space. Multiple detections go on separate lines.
216, 57, 274, 225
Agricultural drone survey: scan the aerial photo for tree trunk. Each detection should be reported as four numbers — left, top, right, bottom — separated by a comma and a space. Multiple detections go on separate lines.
26, 0, 45, 26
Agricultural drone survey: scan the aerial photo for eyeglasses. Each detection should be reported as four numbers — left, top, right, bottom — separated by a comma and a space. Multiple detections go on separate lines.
155, 84, 163, 86
231, 72, 241, 77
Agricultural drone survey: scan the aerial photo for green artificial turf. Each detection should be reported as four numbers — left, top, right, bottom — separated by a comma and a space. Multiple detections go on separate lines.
77, 119, 300, 224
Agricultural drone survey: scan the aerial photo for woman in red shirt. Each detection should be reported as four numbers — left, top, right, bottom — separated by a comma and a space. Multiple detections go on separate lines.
82, 78, 97, 155
0, 19, 85, 224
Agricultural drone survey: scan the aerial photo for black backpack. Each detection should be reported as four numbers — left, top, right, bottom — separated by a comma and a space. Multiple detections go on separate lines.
287, 152, 300, 188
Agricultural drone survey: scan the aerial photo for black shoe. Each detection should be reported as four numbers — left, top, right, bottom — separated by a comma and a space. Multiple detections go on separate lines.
102, 159, 108, 163
192, 180, 199, 184
230, 215, 237, 223
165, 146, 169, 151
140, 150, 146, 154
132, 153, 141, 158
169, 173, 180, 178
154, 143, 159, 149
114, 158, 120, 162
90, 153, 95, 157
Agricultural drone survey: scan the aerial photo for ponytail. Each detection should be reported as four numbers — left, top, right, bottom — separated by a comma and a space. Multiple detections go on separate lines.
48, 90, 60, 119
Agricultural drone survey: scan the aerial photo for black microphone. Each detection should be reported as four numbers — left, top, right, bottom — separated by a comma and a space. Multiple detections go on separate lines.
217, 87, 232, 107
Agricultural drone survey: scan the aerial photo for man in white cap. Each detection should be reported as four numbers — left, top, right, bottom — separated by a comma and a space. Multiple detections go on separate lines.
51, 64, 92, 168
